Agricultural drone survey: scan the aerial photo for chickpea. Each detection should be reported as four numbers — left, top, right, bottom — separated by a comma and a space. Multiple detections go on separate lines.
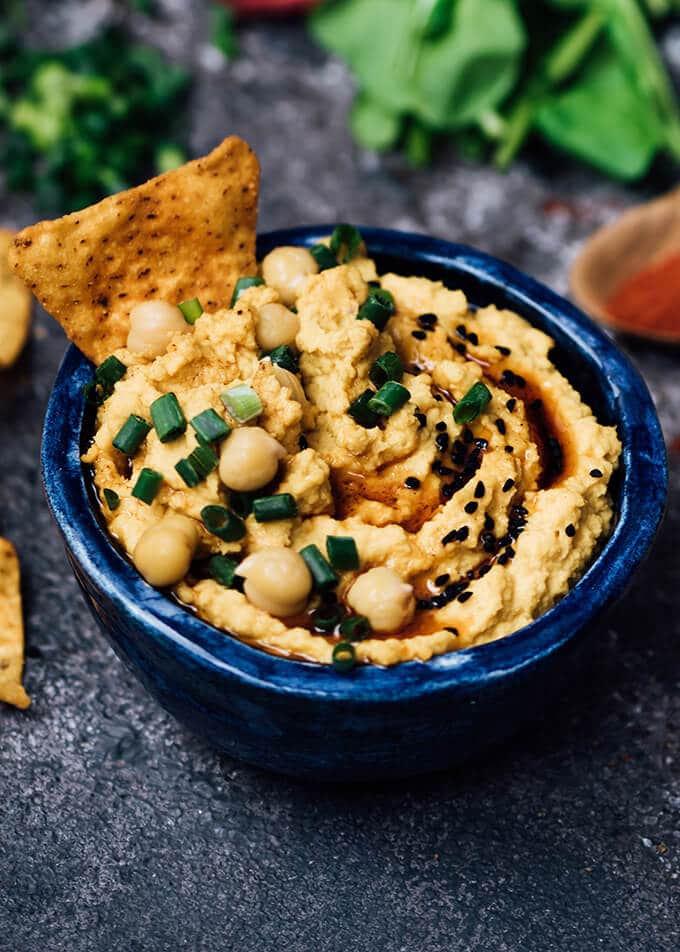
238, 547, 312, 617
256, 302, 300, 351
261, 246, 318, 306
127, 301, 190, 358
347, 566, 415, 634
133, 513, 198, 588
272, 363, 305, 404
219, 426, 286, 492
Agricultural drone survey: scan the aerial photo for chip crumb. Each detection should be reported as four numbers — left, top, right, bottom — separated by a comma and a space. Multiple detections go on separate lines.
0, 538, 30, 709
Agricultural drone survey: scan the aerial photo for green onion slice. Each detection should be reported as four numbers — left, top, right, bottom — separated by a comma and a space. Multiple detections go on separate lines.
175, 458, 201, 488
267, 345, 299, 375
221, 385, 263, 423
252, 493, 298, 522
330, 224, 362, 263
367, 381, 410, 417
310, 243, 338, 271
347, 389, 380, 429
112, 414, 151, 456
208, 554, 239, 588
231, 276, 264, 306
453, 381, 492, 424
131, 468, 163, 505
190, 409, 231, 445
187, 443, 218, 478
311, 603, 343, 632
369, 351, 403, 388
95, 355, 127, 396
357, 288, 395, 331
150, 392, 187, 443
339, 615, 371, 642
201, 505, 246, 542
102, 488, 120, 511
326, 536, 359, 571
229, 491, 255, 519
332, 641, 356, 672
299, 544, 339, 590
178, 297, 203, 324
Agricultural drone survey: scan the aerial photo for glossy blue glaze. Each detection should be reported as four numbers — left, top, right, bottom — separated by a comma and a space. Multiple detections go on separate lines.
41, 228, 667, 781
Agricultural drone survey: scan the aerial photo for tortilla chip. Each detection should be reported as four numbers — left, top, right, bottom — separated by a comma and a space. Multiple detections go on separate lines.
0, 538, 30, 709
8, 136, 259, 364
0, 229, 32, 369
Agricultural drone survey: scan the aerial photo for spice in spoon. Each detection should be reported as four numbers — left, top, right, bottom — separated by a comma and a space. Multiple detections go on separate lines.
606, 251, 680, 339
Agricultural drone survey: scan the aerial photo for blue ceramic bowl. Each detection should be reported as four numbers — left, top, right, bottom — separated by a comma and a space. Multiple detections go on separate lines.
42, 228, 667, 781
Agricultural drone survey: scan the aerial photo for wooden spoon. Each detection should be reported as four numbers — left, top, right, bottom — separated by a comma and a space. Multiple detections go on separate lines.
570, 184, 680, 344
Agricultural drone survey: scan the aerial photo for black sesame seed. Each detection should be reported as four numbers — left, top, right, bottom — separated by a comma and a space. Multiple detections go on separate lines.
453, 439, 465, 454
414, 411, 427, 428
463, 428, 474, 445
298, 435, 309, 450
464, 501, 478, 514
590, 468, 603, 478
457, 526, 470, 541
467, 332, 479, 346
515, 374, 526, 388
442, 529, 458, 545
501, 370, 515, 386
435, 573, 450, 587
478, 564, 492, 577
435, 421, 448, 432
505, 445, 514, 453
458, 591, 473, 603
495, 345, 511, 356
456, 324, 467, 340
480, 530, 495, 548
417, 598, 430, 610
502, 478, 514, 492
412, 329, 427, 341
495, 418, 506, 435
505, 546, 516, 559
474, 480, 485, 499
434, 463, 454, 476
405, 476, 421, 490
497, 552, 510, 566
418, 312, 437, 328
441, 483, 455, 500
565, 523, 576, 537
531, 398, 543, 411
484, 513, 495, 531
466, 570, 475, 580
454, 342, 467, 355
435, 433, 450, 452
512, 505, 528, 517
474, 437, 489, 450
506, 398, 516, 412
433, 394, 443, 402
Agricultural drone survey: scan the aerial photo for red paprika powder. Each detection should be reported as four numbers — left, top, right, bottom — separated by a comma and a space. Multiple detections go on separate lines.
606, 251, 680, 337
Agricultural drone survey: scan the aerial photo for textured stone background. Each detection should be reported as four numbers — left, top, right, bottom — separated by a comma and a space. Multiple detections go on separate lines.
1, 4, 679, 951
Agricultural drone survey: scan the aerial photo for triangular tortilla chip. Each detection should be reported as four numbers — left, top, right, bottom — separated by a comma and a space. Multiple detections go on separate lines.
0, 229, 32, 369
9, 136, 259, 364
0, 538, 30, 710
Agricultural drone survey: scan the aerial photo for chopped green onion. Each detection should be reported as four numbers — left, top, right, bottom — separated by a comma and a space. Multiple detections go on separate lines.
102, 488, 120, 511
357, 288, 395, 331
201, 505, 246, 542
150, 392, 187, 443
310, 243, 338, 271
175, 458, 201, 487
267, 345, 299, 375
187, 443, 218, 478
326, 536, 360, 571
112, 414, 151, 456
311, 603, 343, 632
208, 554, 239, 588
367, 381, 410, 416
221, 385, 263, 423
229, 491, 255, 519
453, 381, 492, 424
178, 297, 203, 324
347, 389, 380, 429
131, 468, 163, 505
369, 351, 404, 388
339, 615, 371, 642
299, 544, 339, 590
252, 493, 298, 522
332, 641, 356, 672
190, 409, 231, 444
330, 224, 362, 263
231, 276, 264, 306
95, 355, 127, 392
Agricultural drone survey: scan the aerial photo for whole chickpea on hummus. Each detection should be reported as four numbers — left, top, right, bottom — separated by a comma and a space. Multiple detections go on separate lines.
9, 138, 621, 672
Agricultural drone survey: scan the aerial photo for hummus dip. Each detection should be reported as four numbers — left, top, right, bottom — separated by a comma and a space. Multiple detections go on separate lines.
83, 229, 621, 669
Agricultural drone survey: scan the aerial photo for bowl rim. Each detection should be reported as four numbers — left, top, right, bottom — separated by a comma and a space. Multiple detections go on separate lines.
41, 226, 668, 703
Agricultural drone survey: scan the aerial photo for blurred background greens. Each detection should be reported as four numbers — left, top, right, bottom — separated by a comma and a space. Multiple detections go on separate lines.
1, 0, 679, 215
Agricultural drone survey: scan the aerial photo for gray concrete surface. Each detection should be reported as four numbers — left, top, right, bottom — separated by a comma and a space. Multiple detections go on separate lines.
1, 5, 679, 951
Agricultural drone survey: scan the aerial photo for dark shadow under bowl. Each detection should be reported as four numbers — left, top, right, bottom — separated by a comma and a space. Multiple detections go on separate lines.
41, 228, 667, 781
